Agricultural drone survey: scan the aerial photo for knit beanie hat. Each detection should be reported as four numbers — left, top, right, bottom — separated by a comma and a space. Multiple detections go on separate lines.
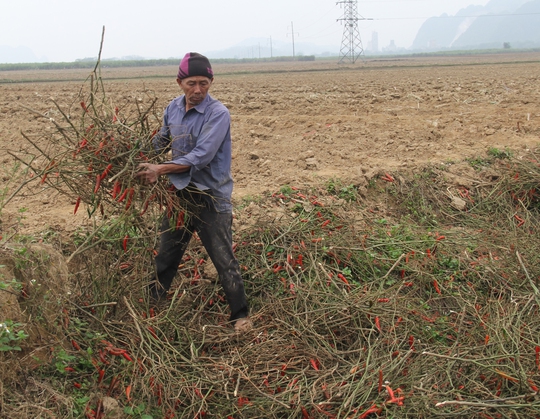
177, 52, 214, 79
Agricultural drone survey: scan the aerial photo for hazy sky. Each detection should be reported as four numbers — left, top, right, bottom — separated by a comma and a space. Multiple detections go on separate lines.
1, 0, 491, 62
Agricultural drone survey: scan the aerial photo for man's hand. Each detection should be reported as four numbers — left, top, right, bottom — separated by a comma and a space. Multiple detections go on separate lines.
136, 162, 191, 184
136, 163, 161, 184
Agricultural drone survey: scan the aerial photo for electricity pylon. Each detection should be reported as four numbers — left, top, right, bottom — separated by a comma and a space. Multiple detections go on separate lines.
337, 0, 369, 63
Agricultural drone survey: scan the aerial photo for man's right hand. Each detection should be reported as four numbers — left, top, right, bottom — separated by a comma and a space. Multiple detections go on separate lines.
136, 163, 161, 184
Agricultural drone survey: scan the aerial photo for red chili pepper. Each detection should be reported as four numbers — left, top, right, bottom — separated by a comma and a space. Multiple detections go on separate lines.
301, 406, 311, 419
485, 335, 490, 345
106, 348, 125, 356
94, 140, 105, 156
98, 350, 109, 364
321, 219, 331, 227
381, 173, 394, 182
375, 316, 382, 333
125, 188, 134, 210
359, 405, 380, 419
122, 352, 133, 362
74, 196, 81, 214
433, 279, 442, 295
97, 369, 105, 384
94, 174, 102, 194
122, 235, 128, 252
175, 211, 185, 229
64, 366, 75, 372
140, 193, 155, 215
108, 375, 120, 396
536, 346, 540, 369
194, 386, 203, 399
101, 164, 113, 179
116, 188, 128, 203
238, 396, 250, 407
148, 326, 159, 340
385, 384, 405, 406
310, 358, 320, 371
111, 181, 120, 199
80, 101, 88, 112
73, 382, 82, 389
337, 273, 349, 286
125, 385, 132, 401
71, 339, 81, 351
408, 335, 415, 350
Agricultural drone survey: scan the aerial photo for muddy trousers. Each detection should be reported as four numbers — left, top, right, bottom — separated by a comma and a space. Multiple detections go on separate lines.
150, 194, 248, 321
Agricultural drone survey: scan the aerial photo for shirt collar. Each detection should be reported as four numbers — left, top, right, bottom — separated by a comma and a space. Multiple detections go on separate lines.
181, 94, 212, 114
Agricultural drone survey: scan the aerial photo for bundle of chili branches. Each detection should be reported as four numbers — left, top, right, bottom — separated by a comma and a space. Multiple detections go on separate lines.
18, 69, 177, 221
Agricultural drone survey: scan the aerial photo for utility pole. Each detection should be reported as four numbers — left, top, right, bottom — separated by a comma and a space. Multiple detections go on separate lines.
336, 0, 370, 63
269, 36, 273, 58
287, 22, 299, 59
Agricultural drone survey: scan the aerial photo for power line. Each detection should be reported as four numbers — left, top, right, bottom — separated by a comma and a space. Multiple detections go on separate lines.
301, 4, 340, 31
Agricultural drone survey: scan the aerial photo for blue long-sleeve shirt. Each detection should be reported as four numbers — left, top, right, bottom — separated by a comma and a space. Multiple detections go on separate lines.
153, 94, 234, 212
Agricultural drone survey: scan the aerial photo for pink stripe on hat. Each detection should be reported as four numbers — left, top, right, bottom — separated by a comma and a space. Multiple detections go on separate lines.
177, 52, 213, 79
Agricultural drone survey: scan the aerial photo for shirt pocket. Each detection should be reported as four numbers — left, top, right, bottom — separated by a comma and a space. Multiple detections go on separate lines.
170, 125, 195, 159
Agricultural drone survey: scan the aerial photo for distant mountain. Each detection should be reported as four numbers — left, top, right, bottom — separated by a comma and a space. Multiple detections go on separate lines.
0, 45, 46, 64
412, 0, 540, 50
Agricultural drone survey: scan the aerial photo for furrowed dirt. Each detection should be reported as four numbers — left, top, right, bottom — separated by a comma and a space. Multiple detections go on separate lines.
1, 53, 539, 233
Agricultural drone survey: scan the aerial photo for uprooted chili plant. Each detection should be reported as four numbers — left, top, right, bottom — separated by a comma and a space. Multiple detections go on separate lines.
1, 58, 540, 419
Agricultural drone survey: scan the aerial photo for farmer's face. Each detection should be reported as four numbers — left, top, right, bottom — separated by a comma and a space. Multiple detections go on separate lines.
177, 76, 213, 110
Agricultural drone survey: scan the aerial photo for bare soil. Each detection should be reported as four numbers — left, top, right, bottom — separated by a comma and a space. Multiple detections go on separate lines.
1, 53, 539, 234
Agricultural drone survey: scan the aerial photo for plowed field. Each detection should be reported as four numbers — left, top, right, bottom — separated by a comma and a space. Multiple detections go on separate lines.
1, 53, 539, 232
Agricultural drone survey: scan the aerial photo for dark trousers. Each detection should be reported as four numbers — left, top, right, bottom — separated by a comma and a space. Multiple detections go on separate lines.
151, 189, 248, 321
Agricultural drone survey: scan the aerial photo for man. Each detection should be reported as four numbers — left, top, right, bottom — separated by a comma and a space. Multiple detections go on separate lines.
136, 52, 250, 333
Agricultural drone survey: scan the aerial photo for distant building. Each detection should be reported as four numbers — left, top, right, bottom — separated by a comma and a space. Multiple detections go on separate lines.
383, 40, 397, 52
371, 32, 379, 52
